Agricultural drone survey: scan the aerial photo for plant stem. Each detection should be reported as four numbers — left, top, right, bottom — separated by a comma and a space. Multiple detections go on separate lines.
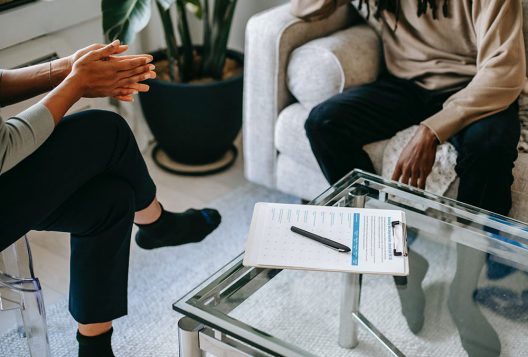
176, 0, 194, 82
201, 0, 211, 77
156, 1, 179, 81
207, 0, 238, 79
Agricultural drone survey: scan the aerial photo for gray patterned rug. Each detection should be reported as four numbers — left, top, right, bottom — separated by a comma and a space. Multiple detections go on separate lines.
2, 182, 528, 356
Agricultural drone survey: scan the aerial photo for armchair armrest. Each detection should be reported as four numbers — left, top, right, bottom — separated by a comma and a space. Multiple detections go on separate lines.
243, 3, 356, 188
287, 24, 381, 109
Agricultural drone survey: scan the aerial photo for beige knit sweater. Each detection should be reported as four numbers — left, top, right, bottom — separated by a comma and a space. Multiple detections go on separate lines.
293, 0, 526, 143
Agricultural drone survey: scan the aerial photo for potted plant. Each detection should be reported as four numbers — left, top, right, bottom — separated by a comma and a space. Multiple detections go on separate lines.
102, 0, 242, 175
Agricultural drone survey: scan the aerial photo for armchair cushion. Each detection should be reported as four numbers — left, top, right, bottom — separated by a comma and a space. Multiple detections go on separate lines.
287, 24, 381, 108
275, 103, 319, 170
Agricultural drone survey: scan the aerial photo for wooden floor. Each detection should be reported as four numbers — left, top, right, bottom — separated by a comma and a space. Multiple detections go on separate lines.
0, 137, 248, 334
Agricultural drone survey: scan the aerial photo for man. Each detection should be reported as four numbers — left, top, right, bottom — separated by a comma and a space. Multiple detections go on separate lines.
295, 1, 525, 356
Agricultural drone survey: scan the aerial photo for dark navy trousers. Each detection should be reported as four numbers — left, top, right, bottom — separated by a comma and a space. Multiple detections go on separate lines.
305, 73, 520, 216
0, 110, 156, 324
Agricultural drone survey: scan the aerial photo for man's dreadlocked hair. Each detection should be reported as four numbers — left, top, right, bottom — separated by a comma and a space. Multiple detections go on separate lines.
356, 0, 449, 28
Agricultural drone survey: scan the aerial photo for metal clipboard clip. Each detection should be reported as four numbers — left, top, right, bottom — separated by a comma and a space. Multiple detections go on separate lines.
391, 221, 408, 257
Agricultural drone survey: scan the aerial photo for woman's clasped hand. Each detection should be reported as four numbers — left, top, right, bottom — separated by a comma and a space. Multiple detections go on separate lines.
64, 40, 156, 102
42, 40, 157, 123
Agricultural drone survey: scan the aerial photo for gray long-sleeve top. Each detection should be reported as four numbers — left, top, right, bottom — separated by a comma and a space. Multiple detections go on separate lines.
0, 103, 55, 175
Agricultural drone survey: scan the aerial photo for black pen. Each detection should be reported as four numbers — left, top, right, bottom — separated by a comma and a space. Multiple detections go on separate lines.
290, 226, 351, 253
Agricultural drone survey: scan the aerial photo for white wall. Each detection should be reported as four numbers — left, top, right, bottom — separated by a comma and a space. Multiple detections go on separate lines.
0, 0, 100, 51
0, 0, 287, 56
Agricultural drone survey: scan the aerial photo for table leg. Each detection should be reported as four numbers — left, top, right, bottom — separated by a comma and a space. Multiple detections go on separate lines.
178, 317, 204, 357
338, 186, 367, 349
339, 273, 361, 348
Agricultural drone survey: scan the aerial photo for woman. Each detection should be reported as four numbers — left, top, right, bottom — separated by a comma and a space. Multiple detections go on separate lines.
0, 41, 221, 357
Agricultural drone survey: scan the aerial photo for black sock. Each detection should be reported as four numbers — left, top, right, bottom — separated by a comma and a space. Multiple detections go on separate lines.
135, 207, 221, 249
77, 327, 114, 357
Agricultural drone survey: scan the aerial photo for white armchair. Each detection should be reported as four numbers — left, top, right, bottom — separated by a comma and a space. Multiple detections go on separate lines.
243, 3, 528, 223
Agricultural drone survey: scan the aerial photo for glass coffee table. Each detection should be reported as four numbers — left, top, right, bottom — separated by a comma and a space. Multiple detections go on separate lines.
174, 170, 528, 356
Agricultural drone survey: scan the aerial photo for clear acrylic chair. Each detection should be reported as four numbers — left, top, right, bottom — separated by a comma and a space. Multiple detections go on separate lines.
0, 235, 51, 356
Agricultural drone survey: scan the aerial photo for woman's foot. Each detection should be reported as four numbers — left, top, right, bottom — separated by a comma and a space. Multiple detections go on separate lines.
77, 327, 115, 357
135, 207, 221, 249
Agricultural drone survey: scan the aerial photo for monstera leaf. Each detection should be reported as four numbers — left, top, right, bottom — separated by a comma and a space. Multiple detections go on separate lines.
102, 0, 152, 44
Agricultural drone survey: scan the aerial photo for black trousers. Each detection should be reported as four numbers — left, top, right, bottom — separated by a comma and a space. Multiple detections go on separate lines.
305, 73, 520, 216
0, 110, 156, 324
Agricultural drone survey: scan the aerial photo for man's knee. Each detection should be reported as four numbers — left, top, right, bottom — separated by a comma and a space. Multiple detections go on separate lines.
305, 100, 341, 140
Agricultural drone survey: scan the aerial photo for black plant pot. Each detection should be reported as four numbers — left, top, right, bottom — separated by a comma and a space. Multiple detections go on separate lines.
138, 49, 243, 174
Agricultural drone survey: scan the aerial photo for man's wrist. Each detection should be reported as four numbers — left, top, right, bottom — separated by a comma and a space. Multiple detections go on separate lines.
419, 124, 440, 145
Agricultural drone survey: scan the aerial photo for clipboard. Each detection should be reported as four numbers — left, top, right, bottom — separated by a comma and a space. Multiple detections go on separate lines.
243, 203, 409, 276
